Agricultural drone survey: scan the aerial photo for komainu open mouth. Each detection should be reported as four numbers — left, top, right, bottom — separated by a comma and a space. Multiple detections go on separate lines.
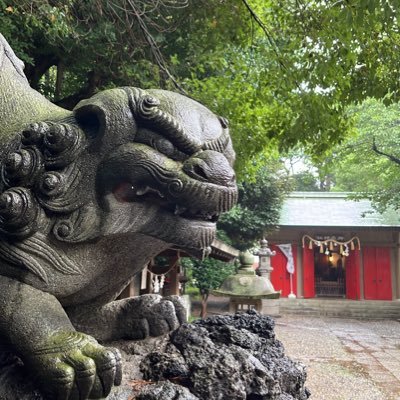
112, 181, 220, 223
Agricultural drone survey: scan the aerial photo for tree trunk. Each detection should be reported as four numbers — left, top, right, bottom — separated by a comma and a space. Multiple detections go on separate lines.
25, 54, 58, 90
54, 62, 65, 101
55, 70, 101, 110
200, 292, 209, 319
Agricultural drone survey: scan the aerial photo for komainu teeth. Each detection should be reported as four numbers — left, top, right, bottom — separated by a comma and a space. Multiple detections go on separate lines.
136, 186, 150, 196
136, 186, 165, 198
174, 205, 187, 215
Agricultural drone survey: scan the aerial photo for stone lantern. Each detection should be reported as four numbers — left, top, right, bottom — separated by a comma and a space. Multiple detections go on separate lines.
213, 241, 280, 315
254, 238, 276, 279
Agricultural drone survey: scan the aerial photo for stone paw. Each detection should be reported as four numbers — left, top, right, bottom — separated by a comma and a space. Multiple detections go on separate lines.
125, 294, 187, 340
31, 331, 122, 400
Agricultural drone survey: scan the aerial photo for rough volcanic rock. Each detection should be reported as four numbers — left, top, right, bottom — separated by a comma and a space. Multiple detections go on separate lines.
0, 353, 43, 400
0, 311, 309, 400
135, 381, 199, 400
140, 310, 310, 400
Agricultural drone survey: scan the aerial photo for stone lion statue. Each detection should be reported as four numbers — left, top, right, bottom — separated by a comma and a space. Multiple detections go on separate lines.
0, 34, 237, 399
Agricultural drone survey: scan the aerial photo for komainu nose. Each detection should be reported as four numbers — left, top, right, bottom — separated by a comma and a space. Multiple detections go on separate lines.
183, 150, 236, 186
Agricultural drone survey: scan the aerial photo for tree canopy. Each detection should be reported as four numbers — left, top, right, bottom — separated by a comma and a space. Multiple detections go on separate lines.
181, 0, 400, 174
184, 256, 236, 318
327, 98, 400, 212
0, 0, 190, 106
218, 159, 290, 250
2, 1, 400, 178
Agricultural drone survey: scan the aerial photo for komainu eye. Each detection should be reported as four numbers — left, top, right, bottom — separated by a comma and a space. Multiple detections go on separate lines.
135, 128, 187, 161
154, 138, 175, 157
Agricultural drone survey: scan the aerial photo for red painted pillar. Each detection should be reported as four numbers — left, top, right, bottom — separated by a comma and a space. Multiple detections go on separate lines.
303, 246, 315, 298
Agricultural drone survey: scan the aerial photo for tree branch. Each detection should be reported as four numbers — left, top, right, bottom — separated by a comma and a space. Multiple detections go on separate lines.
127, 0, 188, 94
240, 0, 302, 91
372, 137, 400, 165
240, 0, 289, 70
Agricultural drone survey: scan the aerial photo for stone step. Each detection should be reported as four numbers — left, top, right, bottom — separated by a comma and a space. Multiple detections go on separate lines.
279, 299, 400, 319
280, 305, 400, 311
194, 296, 400, 320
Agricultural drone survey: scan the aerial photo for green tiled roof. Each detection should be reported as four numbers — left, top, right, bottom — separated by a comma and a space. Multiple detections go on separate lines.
280, 192, 400, 227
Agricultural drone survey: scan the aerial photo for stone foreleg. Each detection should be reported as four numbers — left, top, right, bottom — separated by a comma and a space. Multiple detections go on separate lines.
66, 294, 187, 341
0, 275, 122, 400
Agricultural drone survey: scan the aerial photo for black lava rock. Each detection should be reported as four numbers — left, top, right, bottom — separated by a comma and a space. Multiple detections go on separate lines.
135, 381, 199, 400
0, 353, 43, 400
140, 310, 310, 400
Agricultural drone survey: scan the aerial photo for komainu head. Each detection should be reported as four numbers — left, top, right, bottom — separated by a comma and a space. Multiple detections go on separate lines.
0, 87, 238, 272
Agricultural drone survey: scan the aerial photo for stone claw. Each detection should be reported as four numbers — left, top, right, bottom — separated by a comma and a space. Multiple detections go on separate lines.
67, 294, 188, 342
32, 331, 122, 400
110, 347, 123, 385
163, 295, 188, 325
123, 294, 187, 340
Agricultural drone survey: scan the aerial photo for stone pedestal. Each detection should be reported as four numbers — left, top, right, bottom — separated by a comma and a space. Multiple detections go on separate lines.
229, 297, 280, 317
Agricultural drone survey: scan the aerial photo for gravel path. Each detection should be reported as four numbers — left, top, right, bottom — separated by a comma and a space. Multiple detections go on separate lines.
192, 298, 400, 399
275, 315, 400, 400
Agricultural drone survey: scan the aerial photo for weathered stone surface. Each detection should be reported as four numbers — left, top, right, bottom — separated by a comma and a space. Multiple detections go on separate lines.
0, 353, 43, 400
135, 381, 199, 400
140, 311, 310, 400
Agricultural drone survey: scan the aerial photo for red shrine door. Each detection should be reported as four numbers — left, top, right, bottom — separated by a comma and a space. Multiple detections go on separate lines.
363, 247, 392, 300
302, 243, 365, 300
346, 249, 361, 300
303, 246, 315, 298
270, 245, 297, 297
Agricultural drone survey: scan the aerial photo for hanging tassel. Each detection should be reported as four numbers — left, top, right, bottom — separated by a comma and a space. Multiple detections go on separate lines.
350, 241, 355, 250
309, 240, 313, 250
339, 244, 344, 254
153, 276, 160, 293
160, 275, 165, 289
320, 245, 324, 253
329, 241, 334, 251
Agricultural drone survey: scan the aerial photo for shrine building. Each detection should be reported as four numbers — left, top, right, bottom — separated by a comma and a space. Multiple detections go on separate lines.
268, 192, 400, 301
